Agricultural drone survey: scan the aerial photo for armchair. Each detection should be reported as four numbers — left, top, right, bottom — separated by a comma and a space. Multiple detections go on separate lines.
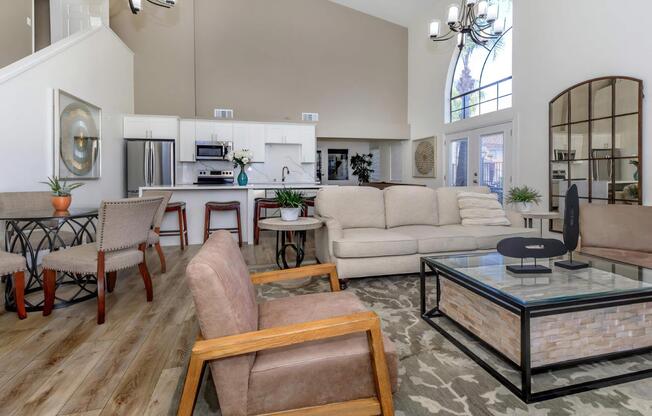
180, 231, 397, 416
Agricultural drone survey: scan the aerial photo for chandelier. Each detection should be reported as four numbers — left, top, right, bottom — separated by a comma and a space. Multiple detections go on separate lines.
129, 0, 176, 15
429, 0, 506, 50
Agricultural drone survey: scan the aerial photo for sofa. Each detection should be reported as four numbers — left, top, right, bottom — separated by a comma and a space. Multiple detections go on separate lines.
579, 204, 652, 268
315, 185, 538, 279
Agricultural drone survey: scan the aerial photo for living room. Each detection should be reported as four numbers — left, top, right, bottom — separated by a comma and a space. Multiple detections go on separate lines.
0, 0, 651, 415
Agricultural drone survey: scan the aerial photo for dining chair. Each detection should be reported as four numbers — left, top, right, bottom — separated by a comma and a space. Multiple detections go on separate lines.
142, 190, 173, 273
0, 251, 27, 319
41, 197, 163, 324
178, 231, 398, 416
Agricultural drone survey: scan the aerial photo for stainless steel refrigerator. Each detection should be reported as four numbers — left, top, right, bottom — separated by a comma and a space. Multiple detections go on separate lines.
125, 139, 175, 197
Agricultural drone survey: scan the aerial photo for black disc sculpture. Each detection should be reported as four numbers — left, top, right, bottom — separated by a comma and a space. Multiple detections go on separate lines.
555, 184, 589, 270
498, 237, 568, 274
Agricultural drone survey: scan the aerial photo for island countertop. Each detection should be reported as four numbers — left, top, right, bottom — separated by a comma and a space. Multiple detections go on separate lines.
140, 183, 330, 191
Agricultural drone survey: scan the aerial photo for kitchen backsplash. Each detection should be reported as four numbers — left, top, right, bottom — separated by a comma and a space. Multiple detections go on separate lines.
177, 143, 317, 185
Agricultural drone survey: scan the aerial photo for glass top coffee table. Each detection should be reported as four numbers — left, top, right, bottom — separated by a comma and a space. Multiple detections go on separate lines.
420, 252, 652, 403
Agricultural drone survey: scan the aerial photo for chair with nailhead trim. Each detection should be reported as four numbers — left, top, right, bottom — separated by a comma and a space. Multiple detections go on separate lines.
0, 251, 27, 319
142, 190, 174, 273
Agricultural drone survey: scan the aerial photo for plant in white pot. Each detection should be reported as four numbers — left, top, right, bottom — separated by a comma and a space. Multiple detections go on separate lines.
506, 186, 542, 212
275, 188, 304, 221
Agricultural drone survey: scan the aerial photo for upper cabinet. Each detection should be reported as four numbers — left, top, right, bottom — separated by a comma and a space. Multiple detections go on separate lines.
263, 124, 316, 163
233, 123, 266, 162
124, 115, 178, 140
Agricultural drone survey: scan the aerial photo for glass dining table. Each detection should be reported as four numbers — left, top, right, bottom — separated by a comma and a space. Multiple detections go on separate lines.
1, 207, 98, 312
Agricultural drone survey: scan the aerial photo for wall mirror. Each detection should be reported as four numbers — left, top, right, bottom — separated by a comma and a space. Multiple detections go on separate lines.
549, 76, 643, 232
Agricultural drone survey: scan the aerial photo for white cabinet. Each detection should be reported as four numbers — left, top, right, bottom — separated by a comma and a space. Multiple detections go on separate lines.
194, 120, 233, 142
264, 125, 286, 144
179, 120, 196, 162
233, 123, 266, 162
124, 115, 178, 139
263, 124, 316, 163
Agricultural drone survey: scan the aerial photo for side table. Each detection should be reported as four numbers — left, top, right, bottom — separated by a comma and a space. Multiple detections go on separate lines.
521, 211, 561, 237
258, 217, 323, 270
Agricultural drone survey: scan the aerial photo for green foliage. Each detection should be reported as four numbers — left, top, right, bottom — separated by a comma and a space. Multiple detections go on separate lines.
40, 176, 84, 196
505, 186, 542, 204
275, 188, 305, 208
350, 153, 374, 184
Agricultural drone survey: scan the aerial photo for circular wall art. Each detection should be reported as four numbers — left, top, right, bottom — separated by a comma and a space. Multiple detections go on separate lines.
413, 137, 436, 178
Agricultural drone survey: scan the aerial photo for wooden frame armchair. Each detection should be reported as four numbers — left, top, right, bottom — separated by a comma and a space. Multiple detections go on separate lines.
180, 238, 396, 416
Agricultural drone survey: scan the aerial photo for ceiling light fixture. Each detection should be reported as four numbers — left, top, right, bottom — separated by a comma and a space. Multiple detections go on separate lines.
129, 0, 176, 15
429, 0, 506, 50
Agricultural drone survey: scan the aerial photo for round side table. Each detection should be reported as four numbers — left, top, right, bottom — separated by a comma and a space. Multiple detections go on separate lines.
257, 217, 323, 270
521, 211, 562, 237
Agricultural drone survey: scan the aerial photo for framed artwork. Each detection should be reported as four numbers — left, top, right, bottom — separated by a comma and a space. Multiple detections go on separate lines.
54, 89, 101, 180
327, 149, 349, 181
413, 136, 436, 178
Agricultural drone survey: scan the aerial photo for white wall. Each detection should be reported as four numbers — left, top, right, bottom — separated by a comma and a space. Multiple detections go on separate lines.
0, 27, 134, 206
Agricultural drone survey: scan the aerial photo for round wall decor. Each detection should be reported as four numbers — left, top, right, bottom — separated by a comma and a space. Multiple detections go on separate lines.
413, 137, 436, 177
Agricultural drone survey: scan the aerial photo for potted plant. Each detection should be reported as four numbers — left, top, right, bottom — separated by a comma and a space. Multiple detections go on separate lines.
506, 185, 542, 212
350, 153, 374, 185
40, 176, 84, 211
275, 188, 304, 221
227, 149, 254, 186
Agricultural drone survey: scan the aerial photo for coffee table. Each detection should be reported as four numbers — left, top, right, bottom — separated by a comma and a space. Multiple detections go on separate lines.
420, 252, 652, 403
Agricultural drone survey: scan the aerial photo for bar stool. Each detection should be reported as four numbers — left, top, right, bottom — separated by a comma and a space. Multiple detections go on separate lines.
204, 201, 242, 246
160, 201, 189, 250
302, 196, 316, 217
254, 198, 281, 245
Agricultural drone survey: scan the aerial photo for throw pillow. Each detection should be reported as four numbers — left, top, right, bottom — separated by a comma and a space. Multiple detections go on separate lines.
457, 192, 511, 226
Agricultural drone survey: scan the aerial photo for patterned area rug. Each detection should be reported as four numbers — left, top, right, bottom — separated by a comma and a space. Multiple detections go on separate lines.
197, 273, 652, 416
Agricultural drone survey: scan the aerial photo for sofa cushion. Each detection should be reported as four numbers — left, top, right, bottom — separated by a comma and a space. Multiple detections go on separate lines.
460, 225, 538, 250
384, 186, 438, 228
391, 225, 477, 253
249, 291, 398, 414
333, 228, 417, 258
315, 186, 386, 229
458, 192, 510, 226
581, 247, 652, 269
580, 205, 652, 253
437, 186, 490, 225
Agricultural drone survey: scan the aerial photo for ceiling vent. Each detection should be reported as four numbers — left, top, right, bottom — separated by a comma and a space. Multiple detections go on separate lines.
302, 112, 319, 122
214, 108, 234, 119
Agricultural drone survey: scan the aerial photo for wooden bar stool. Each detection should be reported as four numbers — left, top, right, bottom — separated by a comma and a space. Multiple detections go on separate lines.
302, 196, 316, 217
160, 201, 189, 250
254, 198, 281, 245
204, 201, 242, 246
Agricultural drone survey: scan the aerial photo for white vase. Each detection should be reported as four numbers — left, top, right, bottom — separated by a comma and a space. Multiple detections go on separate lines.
516, 202, 534, 213
280, 207, 301, 221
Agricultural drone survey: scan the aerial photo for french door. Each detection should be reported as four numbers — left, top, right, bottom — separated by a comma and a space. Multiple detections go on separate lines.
445, 123, 512, 202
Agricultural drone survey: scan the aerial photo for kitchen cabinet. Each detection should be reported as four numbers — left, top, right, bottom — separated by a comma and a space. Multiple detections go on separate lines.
263, 124, 316, 163
124, 115, 178, 139
233, 123, 266, 162
194, 120, 233, 142
179, 119, 196, 162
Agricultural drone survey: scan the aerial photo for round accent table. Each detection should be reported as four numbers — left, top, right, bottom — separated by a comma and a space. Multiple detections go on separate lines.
521, 211, 562, 237
258, 217, 323, 270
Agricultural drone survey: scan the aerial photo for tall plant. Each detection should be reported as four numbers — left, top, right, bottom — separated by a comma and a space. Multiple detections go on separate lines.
350, 153, 374, 185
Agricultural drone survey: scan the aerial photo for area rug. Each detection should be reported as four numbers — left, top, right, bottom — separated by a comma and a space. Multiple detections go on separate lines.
198, 273, 652, 416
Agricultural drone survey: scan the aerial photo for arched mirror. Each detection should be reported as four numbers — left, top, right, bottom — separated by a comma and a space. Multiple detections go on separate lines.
549, 76, 643, 232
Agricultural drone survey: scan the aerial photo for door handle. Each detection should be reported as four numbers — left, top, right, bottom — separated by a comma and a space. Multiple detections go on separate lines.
144, 142, 150, 187
149, 144, 155, 186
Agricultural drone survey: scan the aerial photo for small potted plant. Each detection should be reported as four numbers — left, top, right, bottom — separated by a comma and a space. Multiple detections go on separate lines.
275, 188, 304, 221
350, 153, 374, 185
40, 176, 84, 211
506, 185, 542, 212
227, 149, 254, 186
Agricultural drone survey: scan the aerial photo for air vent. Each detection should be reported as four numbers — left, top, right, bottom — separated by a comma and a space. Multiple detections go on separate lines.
214, 108, 234, 119
302, 112, 319, 122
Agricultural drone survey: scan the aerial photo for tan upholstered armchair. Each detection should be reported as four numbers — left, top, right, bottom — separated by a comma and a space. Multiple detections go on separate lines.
180, 231, 398, 416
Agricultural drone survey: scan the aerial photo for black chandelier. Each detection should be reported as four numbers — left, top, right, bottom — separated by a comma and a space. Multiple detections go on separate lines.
429, 0, 506, 50
129, 0, 176, 15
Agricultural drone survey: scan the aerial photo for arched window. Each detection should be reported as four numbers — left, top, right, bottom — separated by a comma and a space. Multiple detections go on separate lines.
449, 0, 513, 122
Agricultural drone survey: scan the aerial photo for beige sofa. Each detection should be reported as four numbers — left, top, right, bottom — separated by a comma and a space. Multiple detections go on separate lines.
315, 186, 538, 279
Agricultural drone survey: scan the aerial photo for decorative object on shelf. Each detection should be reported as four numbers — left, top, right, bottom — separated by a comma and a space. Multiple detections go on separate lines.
623, 183, 639, 201
555, 185, 589, 270
350, 153, 374, 185
327, 149, 349, 181
129, 0, 176, 15
54, 89, 101, 180
275, 188, 305, 222
413, 136, 437, 178
630, 160, 640, 181
429, 0, 507, 49
497, 237, 567, 274
227, 149, 253, 186
40, 176, 84, 212
506, 185, 541, 212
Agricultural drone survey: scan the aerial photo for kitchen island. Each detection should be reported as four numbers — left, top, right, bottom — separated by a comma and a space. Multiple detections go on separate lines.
139, 184, 332, 246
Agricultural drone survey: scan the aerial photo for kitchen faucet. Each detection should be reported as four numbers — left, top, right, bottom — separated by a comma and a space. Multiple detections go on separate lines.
282, 166, 290, 182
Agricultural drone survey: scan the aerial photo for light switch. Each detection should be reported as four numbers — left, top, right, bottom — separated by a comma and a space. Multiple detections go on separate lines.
26, 17, 32, 27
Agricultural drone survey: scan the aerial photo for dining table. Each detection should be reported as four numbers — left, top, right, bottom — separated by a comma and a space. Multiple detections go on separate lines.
1, 207, 98, 312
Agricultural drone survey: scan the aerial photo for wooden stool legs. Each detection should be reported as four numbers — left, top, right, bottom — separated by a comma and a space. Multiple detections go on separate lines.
161, 202, 188, 250
13, 271, 26, 319
204, 202, 243, 246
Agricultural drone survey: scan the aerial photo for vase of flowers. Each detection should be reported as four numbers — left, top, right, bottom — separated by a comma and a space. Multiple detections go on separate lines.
40, 176, 84, 211
227, 149, 253, 186
275, 188, 304, 221
506, 185, 542, 213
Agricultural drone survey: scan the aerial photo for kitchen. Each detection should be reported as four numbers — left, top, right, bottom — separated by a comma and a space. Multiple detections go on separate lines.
124, 114, 330, 245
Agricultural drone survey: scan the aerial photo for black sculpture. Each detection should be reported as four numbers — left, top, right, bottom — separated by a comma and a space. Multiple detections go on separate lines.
555, 184, 589, 270
497, 237, 568, 274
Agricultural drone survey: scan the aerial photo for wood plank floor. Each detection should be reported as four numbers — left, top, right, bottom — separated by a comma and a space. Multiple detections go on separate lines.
0, 234, 312, 416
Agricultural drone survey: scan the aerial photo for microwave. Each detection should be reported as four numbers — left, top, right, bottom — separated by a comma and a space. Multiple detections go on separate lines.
195, 141, 232, 161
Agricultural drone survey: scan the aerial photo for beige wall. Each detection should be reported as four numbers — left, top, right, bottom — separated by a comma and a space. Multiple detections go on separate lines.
0, 0, 32, 69
111, 0, 409, 139
34, 0, 51, 51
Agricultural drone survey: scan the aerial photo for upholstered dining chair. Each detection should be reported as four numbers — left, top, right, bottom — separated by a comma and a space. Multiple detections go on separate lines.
41, 197, 163, 324
0, 251, 27, 319
179, 231, 398, 416
142, 190, 173, 273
